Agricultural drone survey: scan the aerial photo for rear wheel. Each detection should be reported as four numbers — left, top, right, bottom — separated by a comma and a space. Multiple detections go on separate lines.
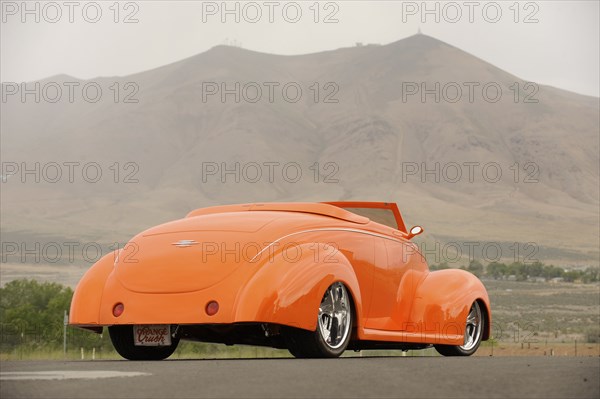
286, 282, 353, 358
435, 301, 484, 356
109, 325, 179, 360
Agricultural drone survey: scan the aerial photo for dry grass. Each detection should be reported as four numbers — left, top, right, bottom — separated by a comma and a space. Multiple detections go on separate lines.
476, 342, 600, 357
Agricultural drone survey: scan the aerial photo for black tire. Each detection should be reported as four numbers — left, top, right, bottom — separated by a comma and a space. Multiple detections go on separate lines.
109, 325, 179, 360
285, 282, 353, 358
435, 301, 484, 356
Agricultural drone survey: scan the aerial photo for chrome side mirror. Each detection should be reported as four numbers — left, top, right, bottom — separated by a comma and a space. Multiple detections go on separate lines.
407, 225, 424, 239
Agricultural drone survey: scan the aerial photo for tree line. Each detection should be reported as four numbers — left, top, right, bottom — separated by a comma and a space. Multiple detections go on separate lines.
430, 260, 600, 283
0, 279, 111, 355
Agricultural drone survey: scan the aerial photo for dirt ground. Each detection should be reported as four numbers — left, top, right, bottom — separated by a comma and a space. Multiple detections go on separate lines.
476, 342, 600, 357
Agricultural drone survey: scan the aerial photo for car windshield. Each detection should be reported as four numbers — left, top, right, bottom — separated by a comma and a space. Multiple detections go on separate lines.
343, 208, 399, 229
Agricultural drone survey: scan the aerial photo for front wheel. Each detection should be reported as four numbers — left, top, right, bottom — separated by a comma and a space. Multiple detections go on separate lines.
109, 325, 179, 360
435, 301, 484, 356
286, 282, 353, 358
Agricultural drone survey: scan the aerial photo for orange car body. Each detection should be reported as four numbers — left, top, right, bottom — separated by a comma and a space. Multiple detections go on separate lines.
70, 202, 491, 348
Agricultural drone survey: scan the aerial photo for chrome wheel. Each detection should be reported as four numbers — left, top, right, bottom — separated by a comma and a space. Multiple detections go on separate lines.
285, 281, 353, 358
435, 300, 485, 356
460, 302, 483, 352
318, 282, 351, 350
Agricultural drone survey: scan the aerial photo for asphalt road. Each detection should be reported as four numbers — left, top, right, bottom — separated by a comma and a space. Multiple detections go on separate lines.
1, 357, 598, 399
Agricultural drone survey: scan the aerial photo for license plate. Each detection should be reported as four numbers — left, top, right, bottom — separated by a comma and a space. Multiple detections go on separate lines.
133, 325, 172, 346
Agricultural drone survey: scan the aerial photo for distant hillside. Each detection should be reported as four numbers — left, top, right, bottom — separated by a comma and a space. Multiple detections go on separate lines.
1, 34, 598, 272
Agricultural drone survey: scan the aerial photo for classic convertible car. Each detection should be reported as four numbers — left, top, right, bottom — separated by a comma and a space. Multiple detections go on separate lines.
70, 202, 491, 359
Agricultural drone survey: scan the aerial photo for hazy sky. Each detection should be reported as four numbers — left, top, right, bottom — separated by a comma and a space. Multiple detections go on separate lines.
1, 0, 599, 96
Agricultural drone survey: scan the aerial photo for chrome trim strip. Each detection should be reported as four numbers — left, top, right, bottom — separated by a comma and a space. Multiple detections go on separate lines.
172, 240, 199, 248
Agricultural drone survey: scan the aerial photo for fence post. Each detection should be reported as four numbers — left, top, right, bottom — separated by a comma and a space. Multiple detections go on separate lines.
63, 310, 69, 358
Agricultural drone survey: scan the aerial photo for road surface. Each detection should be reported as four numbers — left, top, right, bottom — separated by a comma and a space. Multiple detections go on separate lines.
1, 357, 598, 398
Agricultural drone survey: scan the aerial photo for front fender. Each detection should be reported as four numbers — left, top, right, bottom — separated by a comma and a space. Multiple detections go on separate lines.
408, 269, 491, 344
69, 250, 119, 326
233, 242, 362, 331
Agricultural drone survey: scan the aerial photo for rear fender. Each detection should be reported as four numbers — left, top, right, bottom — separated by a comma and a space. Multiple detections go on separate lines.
234, 242, 362, 331
69, 250, 119, 326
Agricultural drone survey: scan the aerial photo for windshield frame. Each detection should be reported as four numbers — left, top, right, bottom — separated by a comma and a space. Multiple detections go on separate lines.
322, 201, 408, 233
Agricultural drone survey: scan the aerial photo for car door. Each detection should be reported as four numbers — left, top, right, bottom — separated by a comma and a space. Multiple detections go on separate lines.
365, 237, 417, 330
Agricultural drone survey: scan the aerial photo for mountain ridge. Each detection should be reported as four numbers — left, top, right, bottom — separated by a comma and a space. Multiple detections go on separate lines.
5, 34, 597, 101
1, 34, 598, 270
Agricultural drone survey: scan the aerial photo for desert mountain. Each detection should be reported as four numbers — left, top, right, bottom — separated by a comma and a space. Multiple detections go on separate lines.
1, 34, 599, 278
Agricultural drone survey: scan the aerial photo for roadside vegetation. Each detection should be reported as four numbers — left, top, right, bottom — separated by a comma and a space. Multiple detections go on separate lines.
1, 272, 598, 360
430, 260, 600, 283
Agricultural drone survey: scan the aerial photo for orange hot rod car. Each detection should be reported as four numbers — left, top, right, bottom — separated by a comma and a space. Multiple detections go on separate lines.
70, 202, 491, 359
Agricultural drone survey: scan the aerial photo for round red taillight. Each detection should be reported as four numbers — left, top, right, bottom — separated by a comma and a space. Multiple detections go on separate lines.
112, 303, 124, 317
205, 301, 219, 316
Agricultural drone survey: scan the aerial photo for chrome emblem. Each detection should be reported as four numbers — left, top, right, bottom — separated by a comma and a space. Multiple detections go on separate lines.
172, 240, 198, 248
